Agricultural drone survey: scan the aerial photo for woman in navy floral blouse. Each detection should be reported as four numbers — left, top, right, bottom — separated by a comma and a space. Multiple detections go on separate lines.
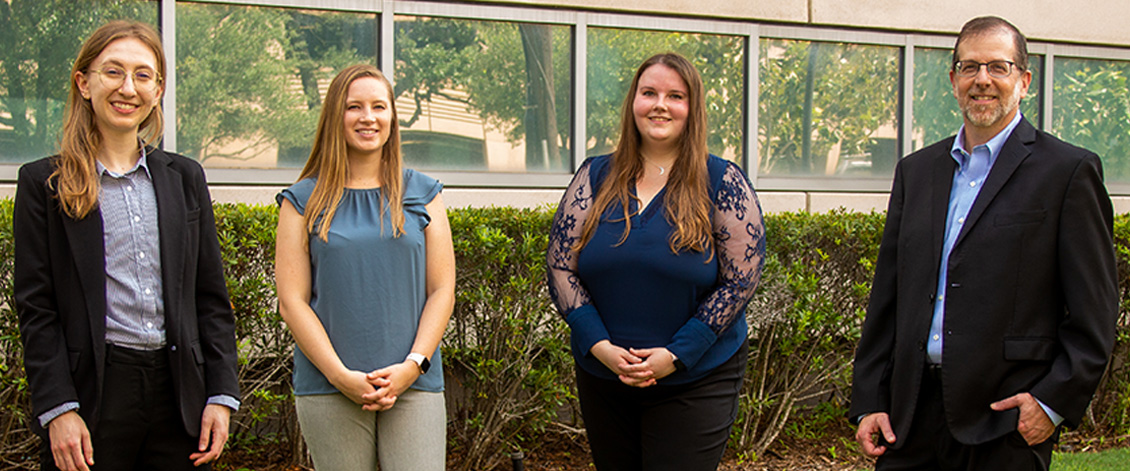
547, 53, 766, 470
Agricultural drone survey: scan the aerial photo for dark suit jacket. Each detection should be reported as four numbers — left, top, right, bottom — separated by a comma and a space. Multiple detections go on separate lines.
849, 117, 1119, 445
15, 147, 239, 438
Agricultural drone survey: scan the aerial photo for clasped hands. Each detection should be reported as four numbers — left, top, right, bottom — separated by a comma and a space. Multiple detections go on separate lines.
331, 361, 421, 411
590, 340, 678, 388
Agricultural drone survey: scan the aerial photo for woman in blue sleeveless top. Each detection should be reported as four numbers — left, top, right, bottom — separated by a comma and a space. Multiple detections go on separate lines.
275, 64, 455, 471
547, 53, 766, 470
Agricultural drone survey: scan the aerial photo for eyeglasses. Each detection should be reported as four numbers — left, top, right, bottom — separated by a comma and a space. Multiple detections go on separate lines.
88, 66, 162, 92
952, 60, 1020, 78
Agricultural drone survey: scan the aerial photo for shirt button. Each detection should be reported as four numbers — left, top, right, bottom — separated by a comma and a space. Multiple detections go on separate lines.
127, 186, 134, 192
133, 216, 140, 222
969, 181, 977, 187
138, 252, 145, 259
958, 217, 965, 224
144, 288, 152, 295
932, 334, 940, 341
146, 322, 153, 328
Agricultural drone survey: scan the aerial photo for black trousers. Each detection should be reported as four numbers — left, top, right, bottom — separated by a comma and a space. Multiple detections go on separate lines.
875, 365, 1056, 471
576, 344, 747, 471
41, 345, 206, 471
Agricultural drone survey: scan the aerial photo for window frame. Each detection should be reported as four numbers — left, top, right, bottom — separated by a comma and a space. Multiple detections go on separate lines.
2, 0, 1130, 195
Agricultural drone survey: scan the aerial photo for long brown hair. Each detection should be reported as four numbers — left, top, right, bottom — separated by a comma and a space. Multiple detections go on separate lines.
299, 64, 405, 242
576, 53, 712, 256
52, 20, 166, 219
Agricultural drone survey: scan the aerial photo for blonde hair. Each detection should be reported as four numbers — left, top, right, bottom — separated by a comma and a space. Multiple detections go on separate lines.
299, 64, 405, 242
53, 20, 166, 219
576, 53, 713, 256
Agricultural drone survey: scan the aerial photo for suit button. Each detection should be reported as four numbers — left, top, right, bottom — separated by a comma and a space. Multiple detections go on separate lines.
928, 294, 935, 302
950, 283, 961, 288
916, 341, 925, 351
170, 345, 177, 352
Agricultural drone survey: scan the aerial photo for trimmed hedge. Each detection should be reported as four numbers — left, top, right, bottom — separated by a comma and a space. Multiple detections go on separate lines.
0, 202, 1127, 470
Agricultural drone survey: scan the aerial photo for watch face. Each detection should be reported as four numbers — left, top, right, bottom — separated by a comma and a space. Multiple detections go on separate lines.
420, 357, 431, 374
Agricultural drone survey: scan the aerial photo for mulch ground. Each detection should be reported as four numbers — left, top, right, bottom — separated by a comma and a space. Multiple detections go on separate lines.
216, 420, 1128, 471
216, 420, 874, 471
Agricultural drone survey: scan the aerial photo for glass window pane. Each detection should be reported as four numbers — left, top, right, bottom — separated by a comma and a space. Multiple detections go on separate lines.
1053, 57, 1130, 182
586, 28, 746, 164
913, 47, 1041, 152
394, 16, 572, 173
759, 39, 899, 178
0, 0, 157, 164
176, 3, 378, 168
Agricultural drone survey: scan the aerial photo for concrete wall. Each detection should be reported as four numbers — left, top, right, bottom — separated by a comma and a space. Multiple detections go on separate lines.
494, 0, 1130, 47
4, 182, 1130, 215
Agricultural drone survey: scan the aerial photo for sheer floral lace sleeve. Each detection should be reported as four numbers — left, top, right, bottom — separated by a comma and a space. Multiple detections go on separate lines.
663, 161, 765, 367
695, 161, 766, 334
547, 159, 595, 319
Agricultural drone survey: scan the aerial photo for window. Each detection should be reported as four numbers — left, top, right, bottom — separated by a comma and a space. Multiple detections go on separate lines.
175, 2, 378, 169
586, 27, 746, 164
3, 0, 1130, 195
913, 47, 1042, 152
759, 39, 899, 177
394, 16, 573, 173
0, 0, 157, 164
1052, 57, 1130, 182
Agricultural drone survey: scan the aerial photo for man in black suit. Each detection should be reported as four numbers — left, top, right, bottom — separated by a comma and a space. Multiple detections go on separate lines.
850, 16, 1118, 469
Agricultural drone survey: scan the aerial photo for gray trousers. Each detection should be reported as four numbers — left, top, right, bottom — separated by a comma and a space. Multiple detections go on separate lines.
296, 389, 446, 471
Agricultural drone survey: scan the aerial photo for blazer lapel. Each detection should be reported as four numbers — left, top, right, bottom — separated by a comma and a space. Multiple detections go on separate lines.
62, 208, 108, 360
147, 148, 185, 335
930, 142, 957, 271
952, 118, 1036, 248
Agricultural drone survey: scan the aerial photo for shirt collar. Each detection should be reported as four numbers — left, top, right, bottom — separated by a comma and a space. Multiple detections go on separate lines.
95, 144, 152, 178
950, 111, 1024, 167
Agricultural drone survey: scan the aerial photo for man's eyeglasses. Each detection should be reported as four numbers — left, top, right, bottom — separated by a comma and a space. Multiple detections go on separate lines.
952, 60, 1020, 78
88, 66, 162, 92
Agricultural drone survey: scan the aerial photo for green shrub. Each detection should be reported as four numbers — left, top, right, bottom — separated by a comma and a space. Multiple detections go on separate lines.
444, 206, 575, 471
734, 210, 884, 459
0, 201, 1127, 470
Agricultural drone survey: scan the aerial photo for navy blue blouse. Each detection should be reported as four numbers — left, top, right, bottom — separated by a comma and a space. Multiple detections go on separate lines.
547, 154, 766, 384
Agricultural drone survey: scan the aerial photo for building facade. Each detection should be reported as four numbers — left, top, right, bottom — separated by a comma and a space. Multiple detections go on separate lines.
2, 0, 1129, 212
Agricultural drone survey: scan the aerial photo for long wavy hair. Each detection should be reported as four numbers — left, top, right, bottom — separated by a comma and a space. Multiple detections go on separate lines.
575, 53, 713, 256
299, 64, 405, 242
52, 20, 166, 219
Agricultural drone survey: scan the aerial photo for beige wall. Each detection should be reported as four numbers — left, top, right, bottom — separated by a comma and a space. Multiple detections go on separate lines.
482, 0, 1130, 47
4, 182, 1130, 215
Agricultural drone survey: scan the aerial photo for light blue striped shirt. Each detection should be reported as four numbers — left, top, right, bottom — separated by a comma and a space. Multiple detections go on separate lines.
39, 148, 238, 427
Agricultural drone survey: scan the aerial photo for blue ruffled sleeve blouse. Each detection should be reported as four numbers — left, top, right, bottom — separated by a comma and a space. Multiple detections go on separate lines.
278, 169, 444, 395
547, 154, 766, 384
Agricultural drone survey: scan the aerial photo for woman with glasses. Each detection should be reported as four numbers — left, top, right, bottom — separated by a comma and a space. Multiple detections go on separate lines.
14, 20, 240, 471
547, 53, 766, 470
275, 64, 455, 471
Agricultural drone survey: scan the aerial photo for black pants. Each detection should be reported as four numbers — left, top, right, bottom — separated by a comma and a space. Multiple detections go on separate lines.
876, 365, 1055, 471
41, 345, 206, 471
576, 344, 747, 471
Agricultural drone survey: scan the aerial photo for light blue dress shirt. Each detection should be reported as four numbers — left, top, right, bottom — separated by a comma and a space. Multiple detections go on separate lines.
928, 112, 1063, 425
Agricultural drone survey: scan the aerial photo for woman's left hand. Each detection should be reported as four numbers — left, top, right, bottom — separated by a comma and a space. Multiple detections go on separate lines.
362, 362, 421, 410
620, 347, 679, 387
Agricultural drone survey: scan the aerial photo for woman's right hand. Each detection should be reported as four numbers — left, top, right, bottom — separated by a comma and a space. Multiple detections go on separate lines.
328, 369, 381, 406
590, 340, 655, 387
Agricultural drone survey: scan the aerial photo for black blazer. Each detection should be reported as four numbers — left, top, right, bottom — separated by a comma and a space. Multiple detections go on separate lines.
849, 117, 1119, 445
14, 147, 239, 437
